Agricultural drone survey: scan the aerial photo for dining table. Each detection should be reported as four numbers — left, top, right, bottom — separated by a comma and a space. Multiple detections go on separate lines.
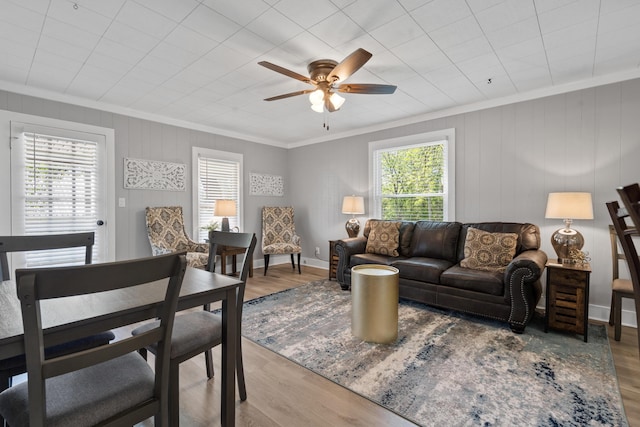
0, 266, 242, 426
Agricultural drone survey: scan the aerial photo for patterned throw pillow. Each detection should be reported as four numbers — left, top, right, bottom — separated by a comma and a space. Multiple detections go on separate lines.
460, 227, 518, 272
365, 221, 401, 257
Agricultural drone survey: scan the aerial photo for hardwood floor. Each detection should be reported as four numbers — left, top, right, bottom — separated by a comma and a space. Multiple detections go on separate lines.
134, 264, 640, 426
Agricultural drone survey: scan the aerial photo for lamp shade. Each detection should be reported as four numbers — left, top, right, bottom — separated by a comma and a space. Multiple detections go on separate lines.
545, 192, 594, 220
214, 199, 237, 217
329, 92, 345, 110
342, 196, 365, 215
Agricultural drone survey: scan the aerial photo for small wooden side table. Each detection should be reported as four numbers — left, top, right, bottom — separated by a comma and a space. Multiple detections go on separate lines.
329, 240, 339, 281
544, 262, 591, 342
217, 245, 253, 278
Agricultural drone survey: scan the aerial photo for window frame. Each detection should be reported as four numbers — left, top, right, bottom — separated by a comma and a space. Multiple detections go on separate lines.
369, 128, 455, 221
191, 147, 243, 241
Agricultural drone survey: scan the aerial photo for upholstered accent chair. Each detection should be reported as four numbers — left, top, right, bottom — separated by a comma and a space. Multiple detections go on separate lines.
262, 206, 302, 275
145, 206, 209, 269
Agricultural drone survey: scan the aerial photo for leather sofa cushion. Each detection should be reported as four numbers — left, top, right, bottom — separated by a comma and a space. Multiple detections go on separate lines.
392, 257, 453, 284
440, 265, 504, 296
456, 223, 540, 262
350, 253, 398, 267
364, 220, 415, 256
409, 221, 461, 262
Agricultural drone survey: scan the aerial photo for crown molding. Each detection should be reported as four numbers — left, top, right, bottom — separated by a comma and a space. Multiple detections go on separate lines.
0, 80, 289, 148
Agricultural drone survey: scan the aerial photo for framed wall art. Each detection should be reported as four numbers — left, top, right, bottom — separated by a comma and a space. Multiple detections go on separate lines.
250, 173, 284, 196
124, 158, 186, 191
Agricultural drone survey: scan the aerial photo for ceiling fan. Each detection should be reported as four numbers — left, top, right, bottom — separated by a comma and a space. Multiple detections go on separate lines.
258, 48, 397, 113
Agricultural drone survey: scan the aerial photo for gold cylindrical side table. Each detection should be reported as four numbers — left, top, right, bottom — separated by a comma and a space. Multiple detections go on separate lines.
351, 264, 399, 344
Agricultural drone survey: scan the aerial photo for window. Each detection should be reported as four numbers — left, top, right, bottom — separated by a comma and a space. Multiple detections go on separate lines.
8, 116, 115, 269
370, 129, 455, 221
192, 147, 243, 241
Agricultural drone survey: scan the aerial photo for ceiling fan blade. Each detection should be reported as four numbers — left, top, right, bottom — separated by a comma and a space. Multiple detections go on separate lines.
258, 61, 313, 84
264, 89, 314, 101
337, 83, 397, 94
327, 48, 372, 83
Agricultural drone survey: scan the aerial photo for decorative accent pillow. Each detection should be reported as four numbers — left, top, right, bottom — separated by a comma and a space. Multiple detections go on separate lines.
366, 221, 401, 257
460, 227, 518, 272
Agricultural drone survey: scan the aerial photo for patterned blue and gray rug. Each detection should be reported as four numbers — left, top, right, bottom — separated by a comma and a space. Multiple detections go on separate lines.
242, 280, 628, 426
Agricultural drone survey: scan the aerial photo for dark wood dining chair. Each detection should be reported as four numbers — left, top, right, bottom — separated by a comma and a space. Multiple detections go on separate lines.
0, 252, 187, 426
132, 231, 256, 426
606, 200, 640, 357
608, 225, 634, 341
0, 233, 115, 400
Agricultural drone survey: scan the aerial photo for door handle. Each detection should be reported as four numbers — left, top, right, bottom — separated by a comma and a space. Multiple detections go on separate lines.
96, 220, 105, 226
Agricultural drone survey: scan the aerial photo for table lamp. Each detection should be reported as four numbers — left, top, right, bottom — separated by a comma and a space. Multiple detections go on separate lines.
342, 195, 365, 238
545, 192, 594, 263
215, 200, 237, 232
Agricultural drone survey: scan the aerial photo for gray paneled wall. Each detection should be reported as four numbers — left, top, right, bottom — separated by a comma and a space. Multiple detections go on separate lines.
289, 79, 640, 323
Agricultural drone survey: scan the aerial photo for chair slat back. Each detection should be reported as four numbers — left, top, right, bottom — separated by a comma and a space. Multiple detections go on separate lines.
607, 202, 640, 289
207, 231, 257, 318
0, 232, 94, 281
609, 225, 627, 280
16, 252, 187, 426
618, 183, 640, 232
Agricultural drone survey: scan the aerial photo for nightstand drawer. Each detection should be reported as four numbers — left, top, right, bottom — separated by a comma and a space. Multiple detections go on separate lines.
547, 268, 588, 288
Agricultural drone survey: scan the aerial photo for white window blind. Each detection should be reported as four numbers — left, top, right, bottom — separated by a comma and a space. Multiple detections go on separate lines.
194, 149, 242, 242
370, 129, 455, 221
17, 132, 101, 267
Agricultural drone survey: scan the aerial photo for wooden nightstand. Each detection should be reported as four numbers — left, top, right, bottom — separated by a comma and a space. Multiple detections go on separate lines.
544, 262, 591, 342
329, 240, 339, 281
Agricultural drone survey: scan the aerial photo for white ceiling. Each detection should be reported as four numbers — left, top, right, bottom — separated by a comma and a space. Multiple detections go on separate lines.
1, 0, 640, 147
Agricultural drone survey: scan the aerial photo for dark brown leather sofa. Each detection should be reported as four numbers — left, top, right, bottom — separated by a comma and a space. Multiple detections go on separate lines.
335, 220, 548, 333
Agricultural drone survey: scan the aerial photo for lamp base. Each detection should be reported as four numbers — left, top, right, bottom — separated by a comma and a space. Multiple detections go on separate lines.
550, 227, 585, 264
345, 218, 360, 238
221, 217, 230, 232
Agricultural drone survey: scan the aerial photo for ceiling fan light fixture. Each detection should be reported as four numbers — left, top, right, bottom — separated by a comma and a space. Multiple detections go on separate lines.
310, 103, 324, 113
329, 92, 345, 110
309, 89, 324, 105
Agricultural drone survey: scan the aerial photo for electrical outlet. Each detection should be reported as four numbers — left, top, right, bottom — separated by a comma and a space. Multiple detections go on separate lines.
315, 247, 320, 256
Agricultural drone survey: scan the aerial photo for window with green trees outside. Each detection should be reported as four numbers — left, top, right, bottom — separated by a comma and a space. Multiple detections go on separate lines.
371, 129, 454, 221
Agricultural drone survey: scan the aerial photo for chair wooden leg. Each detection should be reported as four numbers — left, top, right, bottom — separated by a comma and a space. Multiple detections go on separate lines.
0, 371, 11, 394
237, 340, 247, 401
204, 349, 214, 379
290, 254, 295, 270
634, 296, 640, 358
138, 347, 148, 360
263, 255, 270, 276
614, 292, 622, 341
0, 371, 10, 427
297, 253, 301, 274
169, 359, 180, 427
609, 293, 615, 326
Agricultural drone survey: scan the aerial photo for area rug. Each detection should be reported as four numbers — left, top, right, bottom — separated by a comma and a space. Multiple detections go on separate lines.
242, 280, 628, 426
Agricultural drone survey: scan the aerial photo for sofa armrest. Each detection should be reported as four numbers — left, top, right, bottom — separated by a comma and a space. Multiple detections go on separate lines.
504, 249, 547, 332
335, 237, 367, 288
